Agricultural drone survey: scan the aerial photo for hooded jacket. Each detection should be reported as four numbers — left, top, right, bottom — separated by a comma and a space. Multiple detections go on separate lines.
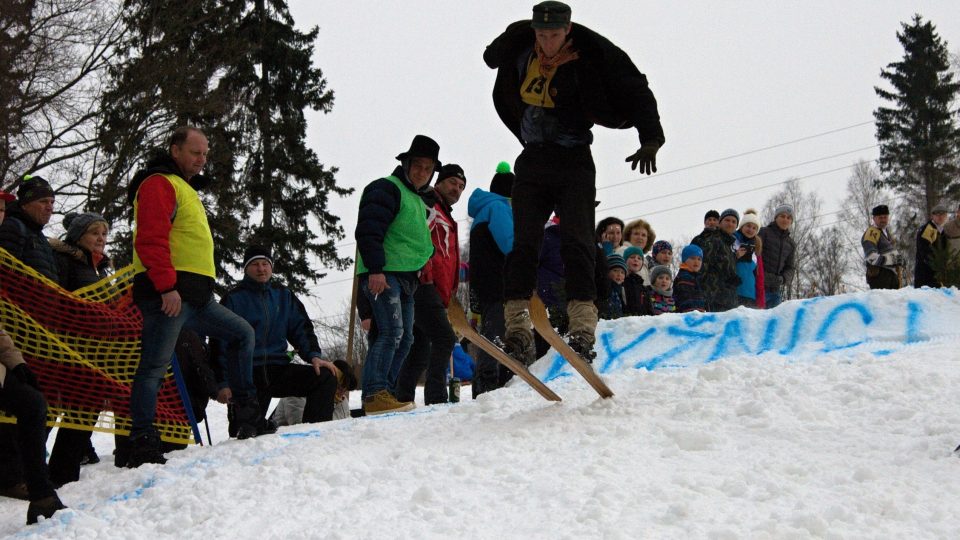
484, 20, 665, 148
758, 222, 796, 293
468, 188, 514, 304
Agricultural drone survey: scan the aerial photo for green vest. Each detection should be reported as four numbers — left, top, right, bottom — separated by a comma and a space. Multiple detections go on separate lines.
357, 175, 433, 274
132, 173, 216, 279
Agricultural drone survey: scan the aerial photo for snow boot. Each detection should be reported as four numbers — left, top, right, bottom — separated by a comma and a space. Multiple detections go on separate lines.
26, 493, 66, 525
363, 390, 415, 416
503, 298, 535, 366
126, 432, 167, 468
566, 299, 598, 362
233, 396, 266, 440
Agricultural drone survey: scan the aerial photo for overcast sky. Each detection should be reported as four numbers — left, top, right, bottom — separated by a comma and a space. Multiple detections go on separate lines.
286, 0, 960, 320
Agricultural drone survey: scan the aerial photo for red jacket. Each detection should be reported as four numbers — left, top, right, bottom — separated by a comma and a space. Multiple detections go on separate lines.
419, 189, 459, 306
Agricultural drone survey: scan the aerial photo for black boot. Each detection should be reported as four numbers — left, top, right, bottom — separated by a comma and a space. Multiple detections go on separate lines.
126, 432, 167, 468
567, 334, 597, 364
233, 397, 265, 440
26, 493, 66, 525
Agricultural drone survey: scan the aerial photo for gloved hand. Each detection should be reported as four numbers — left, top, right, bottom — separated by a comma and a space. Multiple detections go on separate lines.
625, 141, 660, 175
865, 252, 882, 266
12, 364, 39, 390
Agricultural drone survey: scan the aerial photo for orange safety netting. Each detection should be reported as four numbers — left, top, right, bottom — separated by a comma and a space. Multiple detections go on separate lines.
0, 247, 194, 444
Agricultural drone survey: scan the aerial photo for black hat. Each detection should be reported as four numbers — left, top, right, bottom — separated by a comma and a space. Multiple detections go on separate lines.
243, 245, 274, 269
490, 161, 515, 197
704, 209, 720, 221
395, 135, 441, 168
436, 164, 466, 186
17, 175, 54, 205
871, 204, 889, 216
531, 1, 571, 29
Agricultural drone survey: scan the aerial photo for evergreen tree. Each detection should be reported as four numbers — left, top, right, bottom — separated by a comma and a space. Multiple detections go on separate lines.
93, 0, 350, 292
874, 15, 960, 216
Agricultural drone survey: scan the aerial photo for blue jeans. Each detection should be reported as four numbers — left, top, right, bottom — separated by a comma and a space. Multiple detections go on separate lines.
360, 273, 416, 399
765, 290, 782, 309
130, 297, 256, 438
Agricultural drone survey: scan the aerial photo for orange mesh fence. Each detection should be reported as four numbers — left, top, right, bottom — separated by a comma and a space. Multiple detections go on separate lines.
0, 247, 194, 444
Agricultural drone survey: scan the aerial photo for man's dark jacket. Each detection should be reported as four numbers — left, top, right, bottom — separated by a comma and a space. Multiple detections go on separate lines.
758, 223, 796, 293
692, 228, 739, 311
484, 20, 665, 147
0, 202, 58, 281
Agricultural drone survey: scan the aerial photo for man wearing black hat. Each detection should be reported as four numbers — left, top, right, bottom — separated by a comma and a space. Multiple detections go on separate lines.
861, 204, 903, 289
914, 204, 950, 288
484, 1, 665, 363
0, 175, 58, 281
126, 126, 264, 467
468, 162, 516, 396
216, 245, 356, 430
395, 164, 465, 405
355, 135, 438, 415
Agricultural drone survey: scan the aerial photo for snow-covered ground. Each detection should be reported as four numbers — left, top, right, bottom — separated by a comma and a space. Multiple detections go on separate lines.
3, 287, 960, 538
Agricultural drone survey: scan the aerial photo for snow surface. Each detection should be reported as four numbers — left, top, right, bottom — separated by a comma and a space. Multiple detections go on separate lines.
3, 287, 960, 538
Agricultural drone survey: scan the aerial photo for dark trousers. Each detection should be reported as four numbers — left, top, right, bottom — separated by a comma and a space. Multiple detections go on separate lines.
255, 364, 338, 424
867, 268, 900, 290
472, 300, 514, 398
504, 144, 597, 302
47, 424, 94, 486
0, 375, 56, 500
396, 285, 456, 405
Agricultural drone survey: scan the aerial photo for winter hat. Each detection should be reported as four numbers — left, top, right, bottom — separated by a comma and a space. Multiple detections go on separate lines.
395, 135, 441, 169
651, 240, 672, 257
681, 244, 703, 261
719, 208, 740, 224
334, 360, 359, 391
436, 164, 466, 186
606, 253, 627, 272
531, 1, 571, 29
63, 212, 108, 245
243, 245, 274, 269
931, 203, 949, 215
739, 209, 761, 229
0, 189, 13, 202
622, 245, 644, 261
650, 265, 672, 285
490, 161, 515, 198
774, 203, 794, 218
17, 175, 54, 205
871, 204, 889, 216
704, 209, 720, 222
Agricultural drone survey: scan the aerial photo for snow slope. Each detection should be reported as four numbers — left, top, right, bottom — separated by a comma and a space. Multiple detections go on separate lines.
3, 287, 960, 538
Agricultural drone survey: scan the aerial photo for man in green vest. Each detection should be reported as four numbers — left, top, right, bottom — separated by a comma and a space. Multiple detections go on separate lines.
355, 135, 438, 415
125, 126, 265, 467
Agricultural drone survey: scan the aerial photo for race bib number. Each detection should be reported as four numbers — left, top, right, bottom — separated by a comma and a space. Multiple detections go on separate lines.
520, 56, 556, 108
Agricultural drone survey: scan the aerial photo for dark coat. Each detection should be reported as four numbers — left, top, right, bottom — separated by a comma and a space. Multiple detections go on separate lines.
623, 273, 652, 316
0, 202, 58, 281
50, 239, 112, 292
484, 20, 665, 147
914, 220, 945, 288
468, 189, 513, 305
355, 166, 427, 277
692, 228, 739, 312
758, 223, 796, 293
674, 266, 706, 313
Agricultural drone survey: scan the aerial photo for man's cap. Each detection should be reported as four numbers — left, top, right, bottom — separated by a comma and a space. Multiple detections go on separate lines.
396, 135, 441, 168
872, 204, 890, 217
931, 203, 949, 215
719, 208, 740, 224
17, 175, 54, 205
531, 1, 572, 29
243, 245, 274, 269
436, 164, 466, 186
704, 209, 720, 221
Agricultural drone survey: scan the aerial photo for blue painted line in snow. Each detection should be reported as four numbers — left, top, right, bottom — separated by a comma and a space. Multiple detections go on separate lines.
906, 301, 923, 343
816, 302, 871, 352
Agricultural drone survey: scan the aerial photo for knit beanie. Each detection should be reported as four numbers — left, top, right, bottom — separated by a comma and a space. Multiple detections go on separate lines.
739, 209, 761, 229
720, 208, 740, 224
606, 253, 627, 272
622, 245, 644, 261
63, 212, 108, 245
17, 175, 54, 205
704, 209, 720, 221
243, 245, 274, 269
436, 164, 466, 186
649, 265, 672, 285
651, 240, 672, 256
489, 161, 515, 197
681, 244, 703, 261
774, 203, 794, 218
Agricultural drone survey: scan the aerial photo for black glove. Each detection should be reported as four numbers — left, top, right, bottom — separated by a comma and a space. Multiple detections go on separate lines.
12, 364, 39, 390
625, 141, 660, 175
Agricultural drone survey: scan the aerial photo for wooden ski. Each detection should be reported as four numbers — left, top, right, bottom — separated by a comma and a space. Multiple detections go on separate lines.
529, 293, 614, 399
447, 298, 561, 402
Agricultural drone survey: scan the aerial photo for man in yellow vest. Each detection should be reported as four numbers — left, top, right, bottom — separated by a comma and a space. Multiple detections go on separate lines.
355, 135, 438, 415
126, 126, 264, 467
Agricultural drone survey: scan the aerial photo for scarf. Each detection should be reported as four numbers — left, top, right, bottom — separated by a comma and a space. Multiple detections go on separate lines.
535, 39, 579, 77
